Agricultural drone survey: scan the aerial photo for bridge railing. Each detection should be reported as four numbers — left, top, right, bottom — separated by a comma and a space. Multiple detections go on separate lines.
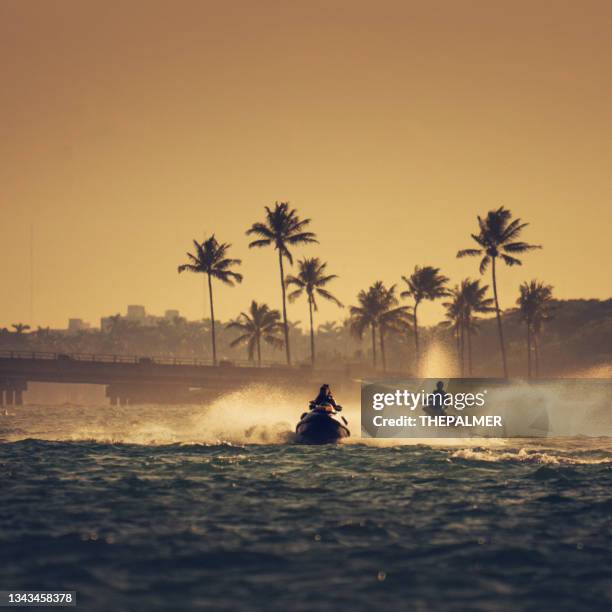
0, 350, 297, 369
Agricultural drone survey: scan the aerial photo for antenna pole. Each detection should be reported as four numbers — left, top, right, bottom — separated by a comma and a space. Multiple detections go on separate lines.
30, 223, 34, 325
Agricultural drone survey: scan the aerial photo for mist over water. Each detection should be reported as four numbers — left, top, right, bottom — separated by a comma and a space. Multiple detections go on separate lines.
1, 382, 611, 461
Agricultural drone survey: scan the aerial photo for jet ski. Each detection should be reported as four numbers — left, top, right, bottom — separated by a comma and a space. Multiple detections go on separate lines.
295, 402, 350, 444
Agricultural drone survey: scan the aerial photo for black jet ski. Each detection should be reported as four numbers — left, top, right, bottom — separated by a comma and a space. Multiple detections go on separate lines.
295, 403, 350, 445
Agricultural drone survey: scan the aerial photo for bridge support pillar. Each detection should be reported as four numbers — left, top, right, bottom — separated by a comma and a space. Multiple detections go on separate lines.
0, 380, 27, 407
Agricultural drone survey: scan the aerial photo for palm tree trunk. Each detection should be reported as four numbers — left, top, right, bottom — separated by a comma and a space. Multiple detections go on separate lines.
371, 324, 377, 368
207, 273, 217, 366
526, 322, 532, 379
467, 317, 473, 376
379, 328, 387, 372
534, 333, 540, 379
308, 296, 315, 366
455, 323, 461, 370
256, 334, 262, 367
413, 302, 420, 374
459, 314, 465, 376
278, 251, 291, 365
491, 257, 508, 378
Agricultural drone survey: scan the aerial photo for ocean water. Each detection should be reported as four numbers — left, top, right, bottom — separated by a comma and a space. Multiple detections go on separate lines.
1, 391, 611, 611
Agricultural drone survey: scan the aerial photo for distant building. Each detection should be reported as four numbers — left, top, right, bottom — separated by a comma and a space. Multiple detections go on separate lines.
127, 305, 146, 322
68, 318, 90, 333
99, 306, 181, 331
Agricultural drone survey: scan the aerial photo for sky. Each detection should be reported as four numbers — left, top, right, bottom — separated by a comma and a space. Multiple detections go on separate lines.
1, 0, 611, 332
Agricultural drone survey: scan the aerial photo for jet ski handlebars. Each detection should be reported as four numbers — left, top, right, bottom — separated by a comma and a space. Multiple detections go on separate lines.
308, 401, 342, 413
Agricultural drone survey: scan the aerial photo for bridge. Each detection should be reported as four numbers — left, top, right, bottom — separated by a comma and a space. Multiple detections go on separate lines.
0, 350, 329, 405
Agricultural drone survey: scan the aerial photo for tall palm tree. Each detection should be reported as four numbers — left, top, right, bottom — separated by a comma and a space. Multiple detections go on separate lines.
178, 235, 243, 365
517, 280, 554, 379
401, 266, 449, 373
246, 202, 317, 366
285, 257, 343, 365
226, 301, 283, 366
350, 281, 409, 371
457, 206, 541, 378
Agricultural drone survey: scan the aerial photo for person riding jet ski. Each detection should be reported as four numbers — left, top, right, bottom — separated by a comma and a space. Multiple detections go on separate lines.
311, 384, 338, 412
297, 383, 349, 444
423, 380, 448, 417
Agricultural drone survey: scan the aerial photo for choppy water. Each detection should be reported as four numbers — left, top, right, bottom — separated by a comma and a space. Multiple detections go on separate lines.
1, 395, 611, 611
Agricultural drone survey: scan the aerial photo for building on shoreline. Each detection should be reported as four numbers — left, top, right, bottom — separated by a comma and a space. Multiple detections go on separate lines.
100, 306, 181, 331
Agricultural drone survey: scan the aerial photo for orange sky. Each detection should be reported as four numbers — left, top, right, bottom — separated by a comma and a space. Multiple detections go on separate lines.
1, 0, 611, 331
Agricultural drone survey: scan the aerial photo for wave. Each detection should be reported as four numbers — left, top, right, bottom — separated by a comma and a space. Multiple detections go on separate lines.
451, 446, 612, 465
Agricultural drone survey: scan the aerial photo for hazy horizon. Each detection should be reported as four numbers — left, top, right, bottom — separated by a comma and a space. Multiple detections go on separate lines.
2, 0, 611, 330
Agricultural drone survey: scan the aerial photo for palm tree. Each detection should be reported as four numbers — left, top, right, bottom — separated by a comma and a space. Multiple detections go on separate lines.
285, 257, 343, 365
457, 206, 541, 378
517, 280, 554, 378
10, 323, 31, 350
461, 279, 495, 375
442, 279, 494, 375
12, 323, 31, 335
246, 202, 317, 366
376, 284, 411, 372
318, 321, 341, 336
178, 235, 243, 365
350, 285, 381, 367
350, 282, 409, 371
531, 286, 554, 379
226, 301, 284, 366
442, 287, 465, 372
401, 266, 449, 373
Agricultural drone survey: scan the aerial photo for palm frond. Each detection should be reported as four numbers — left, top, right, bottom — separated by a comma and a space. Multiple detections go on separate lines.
503, 241, 541, 253
501, 254, 522, 266
457, 248, 482, 258
316, 288, 344, 307
248, 238, 272, 248
177, 264, 200, 274
479, 256, 490, 274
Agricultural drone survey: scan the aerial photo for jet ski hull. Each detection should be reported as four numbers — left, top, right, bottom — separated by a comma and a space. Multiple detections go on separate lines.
295, 411, 350, 445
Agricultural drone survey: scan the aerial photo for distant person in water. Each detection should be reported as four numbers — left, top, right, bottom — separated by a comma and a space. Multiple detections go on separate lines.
312, 384, 337, 411
424, 381, 447, 416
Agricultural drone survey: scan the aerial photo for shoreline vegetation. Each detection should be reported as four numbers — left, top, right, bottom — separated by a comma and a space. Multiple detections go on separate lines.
1, 298, 610, 379
3, 204, 611, 378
